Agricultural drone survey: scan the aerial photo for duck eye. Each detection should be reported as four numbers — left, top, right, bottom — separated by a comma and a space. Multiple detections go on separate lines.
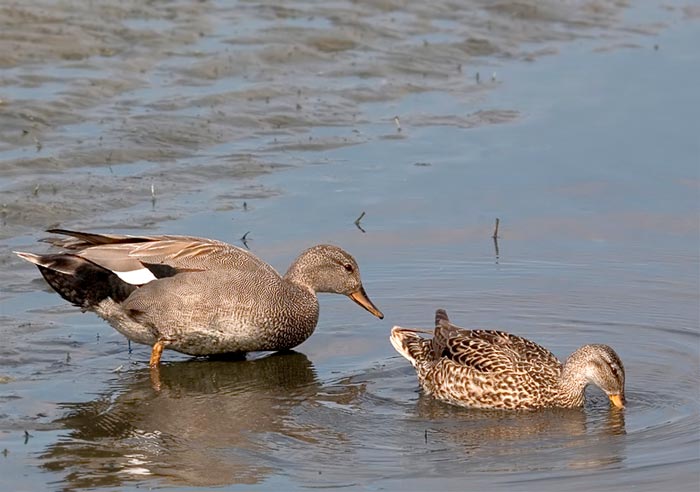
343, 263, 354, 273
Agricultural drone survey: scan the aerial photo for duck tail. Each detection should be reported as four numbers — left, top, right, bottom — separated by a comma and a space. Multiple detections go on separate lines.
435, 308, 450, 327
14, 251, 136, 309
390, 326, 434, 368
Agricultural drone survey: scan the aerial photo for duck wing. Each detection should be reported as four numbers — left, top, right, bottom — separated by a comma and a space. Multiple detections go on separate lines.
432, 309, 559, 373
45, 229, 278, 285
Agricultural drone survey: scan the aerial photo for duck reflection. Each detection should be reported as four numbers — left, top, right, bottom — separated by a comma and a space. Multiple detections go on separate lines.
415, 392, 626, 471
39, 352, 337, 489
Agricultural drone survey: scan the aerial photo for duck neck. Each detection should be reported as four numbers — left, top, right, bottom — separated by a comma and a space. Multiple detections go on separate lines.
272, 276, 320, 349
556, 347, 592, 408
283, 256, 316, 293
282, 256, 321, 315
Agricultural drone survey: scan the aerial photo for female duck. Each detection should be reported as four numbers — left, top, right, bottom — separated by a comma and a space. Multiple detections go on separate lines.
390, 309, 625, 410
16, 229, 383, 366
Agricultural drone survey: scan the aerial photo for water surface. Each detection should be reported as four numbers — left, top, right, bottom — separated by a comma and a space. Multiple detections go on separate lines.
0, 1, 698, 491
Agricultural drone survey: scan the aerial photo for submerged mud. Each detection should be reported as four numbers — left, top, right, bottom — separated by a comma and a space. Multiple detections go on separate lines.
0, 0, 665, 238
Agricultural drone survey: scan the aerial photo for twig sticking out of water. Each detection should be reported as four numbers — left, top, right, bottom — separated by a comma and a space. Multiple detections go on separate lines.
240, 231, 251, 249
492, 218, 500, 263
354, 211, 366, 233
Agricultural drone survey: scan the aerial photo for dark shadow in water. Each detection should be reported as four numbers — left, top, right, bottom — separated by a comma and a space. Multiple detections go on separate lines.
413, 392, 626, 472
37, 352, 346, 490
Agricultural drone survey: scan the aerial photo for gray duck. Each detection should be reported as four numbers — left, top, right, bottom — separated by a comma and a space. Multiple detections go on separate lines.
16, 229, 383, 366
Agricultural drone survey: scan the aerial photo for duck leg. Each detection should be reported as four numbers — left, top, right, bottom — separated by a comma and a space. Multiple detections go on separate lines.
149, 363, 162, 392
149, 340, 165, 367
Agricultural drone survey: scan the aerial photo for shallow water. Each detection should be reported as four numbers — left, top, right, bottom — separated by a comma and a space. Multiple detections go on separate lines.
1, 1, 698, 491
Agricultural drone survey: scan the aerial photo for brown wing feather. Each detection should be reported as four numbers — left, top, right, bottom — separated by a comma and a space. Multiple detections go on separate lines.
441, 330, 522, 372
44, 229, 278, 277
127, 239, 280, 276
44, 229, 153, 248
436, 320, 560, 374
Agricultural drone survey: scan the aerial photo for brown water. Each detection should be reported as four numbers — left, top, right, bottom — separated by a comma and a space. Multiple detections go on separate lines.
1, 1, 698, 491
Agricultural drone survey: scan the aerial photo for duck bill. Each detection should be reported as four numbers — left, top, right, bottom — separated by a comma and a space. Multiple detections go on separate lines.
609, 393, 625, 409
348, 287, 384, 319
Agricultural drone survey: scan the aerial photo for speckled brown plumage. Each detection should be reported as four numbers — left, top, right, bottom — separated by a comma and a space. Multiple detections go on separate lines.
390, 309, 625, 410
16, 229, 383, 365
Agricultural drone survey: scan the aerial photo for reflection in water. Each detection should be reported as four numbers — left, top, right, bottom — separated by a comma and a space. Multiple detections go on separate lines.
38, 351, 629, 490
39, 353, 336, 489
413, 392, 626, 472
492, 218, 500, 263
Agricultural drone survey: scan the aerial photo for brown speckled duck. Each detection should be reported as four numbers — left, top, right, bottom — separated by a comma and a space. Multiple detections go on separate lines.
390, 309, 625, 410
16, 229, 383, 366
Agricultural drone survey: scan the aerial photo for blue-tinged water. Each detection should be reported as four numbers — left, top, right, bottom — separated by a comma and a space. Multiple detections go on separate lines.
0, 1, 697, 491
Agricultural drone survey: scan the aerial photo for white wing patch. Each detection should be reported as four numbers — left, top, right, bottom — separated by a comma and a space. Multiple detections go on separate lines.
113, 268, 157, 285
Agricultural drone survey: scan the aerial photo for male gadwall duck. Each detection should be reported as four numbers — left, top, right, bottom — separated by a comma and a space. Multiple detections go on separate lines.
390, 309, 625, 410
16, 229, 383, 366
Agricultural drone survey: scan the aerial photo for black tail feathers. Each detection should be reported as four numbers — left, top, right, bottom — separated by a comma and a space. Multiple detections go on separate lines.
23, 253, 135, 308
